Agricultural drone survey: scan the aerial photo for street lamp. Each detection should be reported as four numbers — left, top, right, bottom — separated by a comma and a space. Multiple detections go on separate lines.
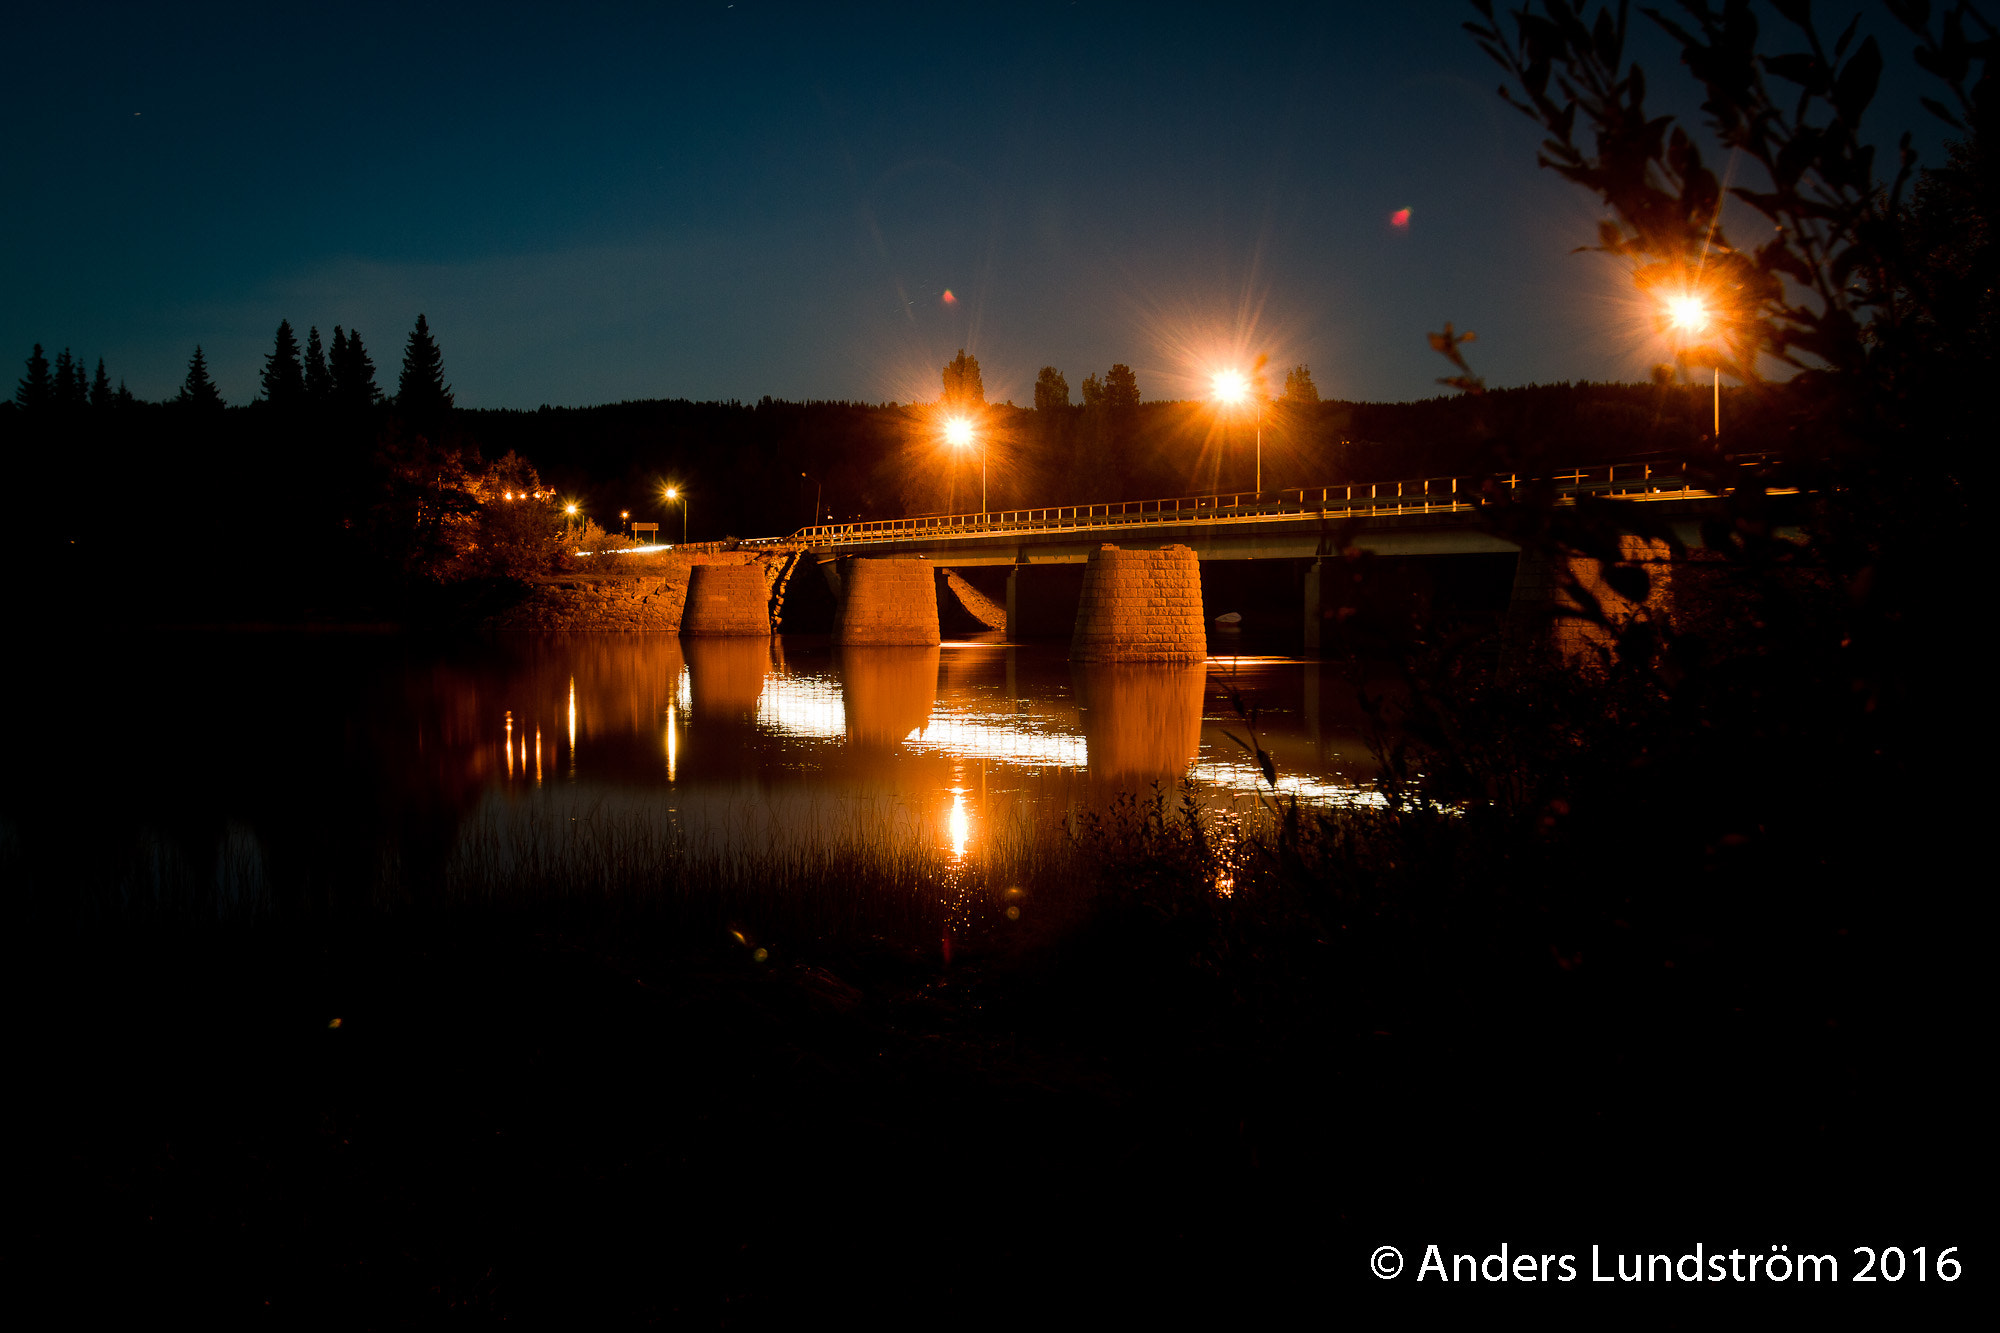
945, 416, 984, 517
1212, 370, 1263, 494
801, 471, 823, 527
1664, 293, 1722, 437
664, 486, 687, 543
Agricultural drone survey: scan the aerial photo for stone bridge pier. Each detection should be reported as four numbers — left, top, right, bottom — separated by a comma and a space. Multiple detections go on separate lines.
830, 557, 942, 646
1070, 544, 1207, 663
680, 563, 773, 636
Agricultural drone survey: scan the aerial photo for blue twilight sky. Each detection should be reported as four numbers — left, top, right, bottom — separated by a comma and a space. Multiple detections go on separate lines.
1, 1, 1958, 408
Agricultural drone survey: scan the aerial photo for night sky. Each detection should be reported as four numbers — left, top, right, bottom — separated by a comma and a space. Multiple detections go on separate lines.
4, 2, 1952, 408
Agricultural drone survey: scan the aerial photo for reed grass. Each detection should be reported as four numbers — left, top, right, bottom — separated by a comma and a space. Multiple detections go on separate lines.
21, 781, 1169, 950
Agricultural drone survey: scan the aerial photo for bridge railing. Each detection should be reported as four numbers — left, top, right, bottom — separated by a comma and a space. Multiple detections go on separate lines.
776, 460, 1734, 549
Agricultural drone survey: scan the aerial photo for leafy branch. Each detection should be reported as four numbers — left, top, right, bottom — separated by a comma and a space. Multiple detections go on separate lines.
1465, 0, 1993, 385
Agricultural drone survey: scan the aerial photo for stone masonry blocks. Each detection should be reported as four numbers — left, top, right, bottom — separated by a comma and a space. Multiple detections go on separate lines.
836, 558, 941, 646
488, 551, 782, 632
1070, 544, 1207, 663
681, 563, 773, 636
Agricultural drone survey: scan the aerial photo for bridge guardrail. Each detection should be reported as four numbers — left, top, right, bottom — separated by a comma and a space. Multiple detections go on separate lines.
772, 459, 1763, 550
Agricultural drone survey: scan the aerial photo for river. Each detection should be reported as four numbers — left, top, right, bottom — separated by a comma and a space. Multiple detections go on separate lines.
5, 630, 1385, 925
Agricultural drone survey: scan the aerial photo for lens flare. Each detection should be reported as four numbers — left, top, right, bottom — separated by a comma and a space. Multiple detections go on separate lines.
1666, 295, 1710, 333
1391, 207, 1411, 228
944, 416, 974, 447
1212, 369, 1249, 404
941, 289, 957, 305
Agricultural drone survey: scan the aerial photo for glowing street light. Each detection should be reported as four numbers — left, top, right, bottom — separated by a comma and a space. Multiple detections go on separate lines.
1212, 369, 1263, 495
664, 486, 687, 543
1662, 293, 1722, 437
945, 416, 985, 517
801, 471, 823, 528
1666, 296, 1709, 334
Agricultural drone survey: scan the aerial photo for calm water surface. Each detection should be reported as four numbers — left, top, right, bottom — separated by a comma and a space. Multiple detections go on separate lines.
11, 631, 1385, 919
454, 633, 1379, 850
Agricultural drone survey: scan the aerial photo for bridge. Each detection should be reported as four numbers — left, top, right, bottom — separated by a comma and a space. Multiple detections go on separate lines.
763, 459, 1764, 558
740, 459, 1785, 655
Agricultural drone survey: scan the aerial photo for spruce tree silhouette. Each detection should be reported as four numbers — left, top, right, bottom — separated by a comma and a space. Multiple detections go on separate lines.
303, 327, 331, 405
261, 320, 305, 408
14, 344, 51, 411
176, 346, 224, 411
330, 327, 349, 402
54, 349, 83, 409
396, 313, 454, 430
331, 327, 381, 413
90, 357, 112, 409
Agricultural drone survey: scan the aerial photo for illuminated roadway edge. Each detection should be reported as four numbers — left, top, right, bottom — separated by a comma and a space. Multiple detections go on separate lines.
752, 464, 1802, 565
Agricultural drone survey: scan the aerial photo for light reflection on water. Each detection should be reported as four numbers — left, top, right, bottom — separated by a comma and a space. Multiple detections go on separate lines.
468, 635, 1382, 866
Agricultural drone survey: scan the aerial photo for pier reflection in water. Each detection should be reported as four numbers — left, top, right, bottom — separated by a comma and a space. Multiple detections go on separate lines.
684, 637, 774, 724
1074, 663, 1206, 785
466, 636, 1382, 839
837, 646, 941, 748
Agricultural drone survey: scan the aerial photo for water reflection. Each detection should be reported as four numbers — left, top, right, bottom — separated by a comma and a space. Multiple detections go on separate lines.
684, 638, 772, 723
459, 637, 1381, 813
1074, 663, 1205, 784
838, 646, 941, 748
948, 788, 970, 860
19, 631, 1394, 923
665, 705, 677, 781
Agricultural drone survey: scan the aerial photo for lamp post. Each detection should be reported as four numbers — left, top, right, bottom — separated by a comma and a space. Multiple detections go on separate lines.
1212, 370, 1263, 494
664, 486, 687, 543
1665, 294, 1722, 437
945, 416, 984, 517
801, 471, 823, 527
620, 509, 630, 538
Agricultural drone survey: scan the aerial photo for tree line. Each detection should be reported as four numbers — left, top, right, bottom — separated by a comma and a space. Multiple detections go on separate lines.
11, 314, 453, 423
